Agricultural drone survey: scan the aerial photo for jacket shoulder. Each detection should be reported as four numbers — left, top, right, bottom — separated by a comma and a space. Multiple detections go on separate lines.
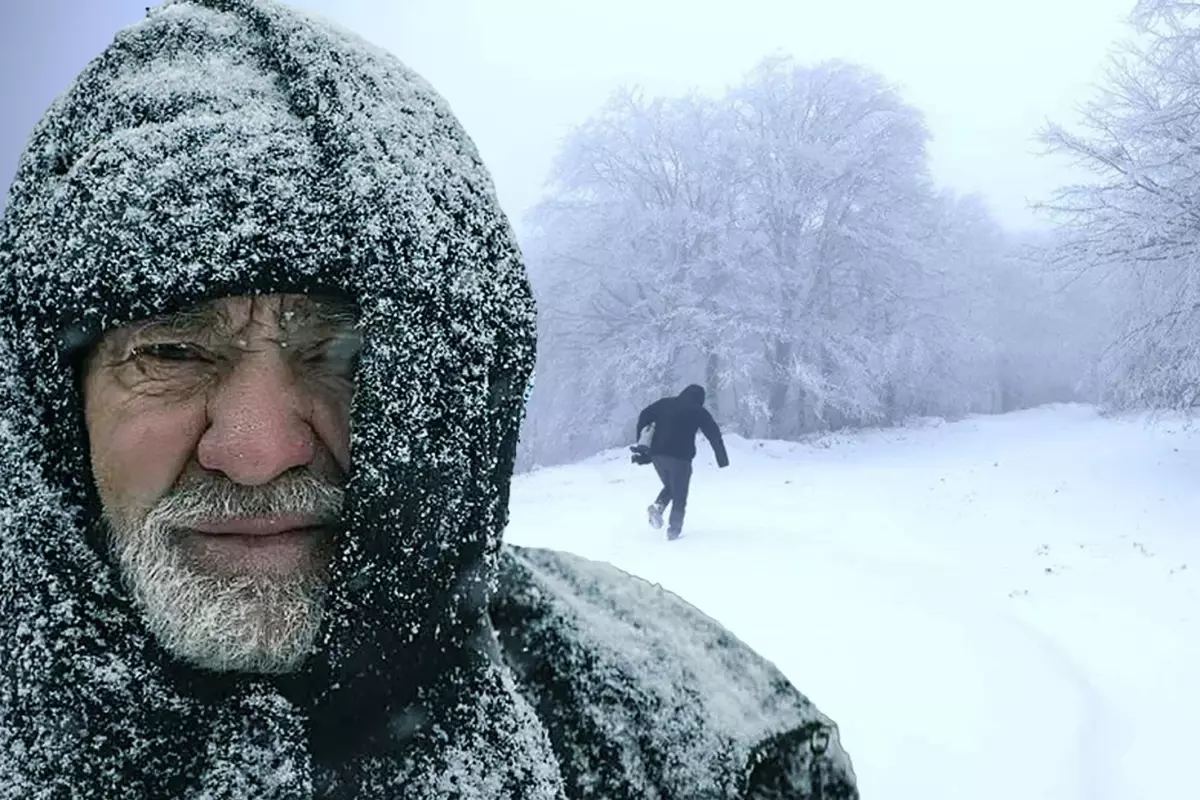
491, 545, 858, 798
644, 397, 670, 413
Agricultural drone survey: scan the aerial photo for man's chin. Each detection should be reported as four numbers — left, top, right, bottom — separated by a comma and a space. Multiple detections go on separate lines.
147, 570, 327, 675
119, 544, 331, 675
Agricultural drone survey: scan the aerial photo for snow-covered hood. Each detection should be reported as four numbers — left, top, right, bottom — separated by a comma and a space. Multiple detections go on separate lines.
0, 0, 543, 794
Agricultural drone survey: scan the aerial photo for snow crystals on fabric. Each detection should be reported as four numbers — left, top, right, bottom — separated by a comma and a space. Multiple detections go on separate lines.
493, 547, 859, 798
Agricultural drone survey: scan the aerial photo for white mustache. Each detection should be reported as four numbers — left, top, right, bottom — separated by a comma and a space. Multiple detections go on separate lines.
145, 471, 345, 529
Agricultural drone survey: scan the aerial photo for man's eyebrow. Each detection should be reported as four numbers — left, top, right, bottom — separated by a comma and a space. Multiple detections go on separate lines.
95, 297, 360, 356
282, 298, 359, 331
134, 305, 228, 335
87, 306, 224, 360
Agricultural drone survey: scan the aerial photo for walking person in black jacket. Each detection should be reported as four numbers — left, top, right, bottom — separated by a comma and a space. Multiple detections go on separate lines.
636, 384, 730, 539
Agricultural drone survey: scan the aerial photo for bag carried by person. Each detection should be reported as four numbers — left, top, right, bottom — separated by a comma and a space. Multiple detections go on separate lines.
630, 423, 654, 465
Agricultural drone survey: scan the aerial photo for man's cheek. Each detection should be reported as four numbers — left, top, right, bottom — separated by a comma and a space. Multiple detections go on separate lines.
94, 405, 208, 522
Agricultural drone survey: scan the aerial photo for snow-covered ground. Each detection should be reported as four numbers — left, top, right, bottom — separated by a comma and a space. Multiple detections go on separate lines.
506, 404, 1199, 800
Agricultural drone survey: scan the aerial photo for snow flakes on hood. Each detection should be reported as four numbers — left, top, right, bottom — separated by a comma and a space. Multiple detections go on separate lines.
493, 547, 859, 798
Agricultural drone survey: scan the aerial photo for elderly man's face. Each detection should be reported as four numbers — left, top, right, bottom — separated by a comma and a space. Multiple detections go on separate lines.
82, 293, 360, 674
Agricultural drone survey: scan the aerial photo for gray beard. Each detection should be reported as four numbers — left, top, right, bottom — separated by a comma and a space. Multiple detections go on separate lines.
107, 472, 342, 675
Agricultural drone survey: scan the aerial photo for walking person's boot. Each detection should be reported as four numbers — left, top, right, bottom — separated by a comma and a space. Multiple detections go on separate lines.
647, 503, 665, 530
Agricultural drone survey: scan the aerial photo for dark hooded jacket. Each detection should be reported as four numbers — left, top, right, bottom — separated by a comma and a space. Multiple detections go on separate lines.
0, 1, 857, 797
638, 385, 730, 466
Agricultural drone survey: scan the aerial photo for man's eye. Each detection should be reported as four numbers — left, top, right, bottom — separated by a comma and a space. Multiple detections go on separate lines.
301, 333, 362, 376
130, 343, 210, 363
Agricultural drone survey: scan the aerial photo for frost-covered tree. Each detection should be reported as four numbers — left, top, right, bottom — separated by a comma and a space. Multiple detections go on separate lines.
521, 88, 750, 464
520, 56, 1097, 469
1040, 0, 1200, 409
727, 59, 943, 435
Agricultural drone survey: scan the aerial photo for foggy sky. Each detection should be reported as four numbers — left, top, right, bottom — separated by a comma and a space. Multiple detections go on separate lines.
2, 0, 1138, 231
295, 0, 1138, 234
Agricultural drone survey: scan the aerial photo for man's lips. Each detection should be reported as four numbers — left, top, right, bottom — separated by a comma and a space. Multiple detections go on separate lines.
188, 515, 325, 537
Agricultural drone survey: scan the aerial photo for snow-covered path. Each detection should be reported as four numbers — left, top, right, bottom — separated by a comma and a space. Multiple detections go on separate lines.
506, 404, 1199, 799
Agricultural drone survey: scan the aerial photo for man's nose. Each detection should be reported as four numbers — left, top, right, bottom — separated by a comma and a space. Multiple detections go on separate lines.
196, 350, 315, 485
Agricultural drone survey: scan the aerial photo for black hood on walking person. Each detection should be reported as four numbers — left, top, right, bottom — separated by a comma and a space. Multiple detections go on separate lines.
0, 1, 860, 797
680, 384, 707, 405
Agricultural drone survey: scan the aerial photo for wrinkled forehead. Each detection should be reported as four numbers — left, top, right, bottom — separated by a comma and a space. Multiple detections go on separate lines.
94, 293, 359, 348
156, 293, 357, 334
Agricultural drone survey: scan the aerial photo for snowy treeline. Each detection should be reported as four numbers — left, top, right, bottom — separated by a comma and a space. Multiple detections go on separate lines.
1040, 0, 1200, 412
516, 56, 1103, 469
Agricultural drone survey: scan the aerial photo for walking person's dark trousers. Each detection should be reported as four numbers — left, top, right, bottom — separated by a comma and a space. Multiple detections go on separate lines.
651, 455, 693, 536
